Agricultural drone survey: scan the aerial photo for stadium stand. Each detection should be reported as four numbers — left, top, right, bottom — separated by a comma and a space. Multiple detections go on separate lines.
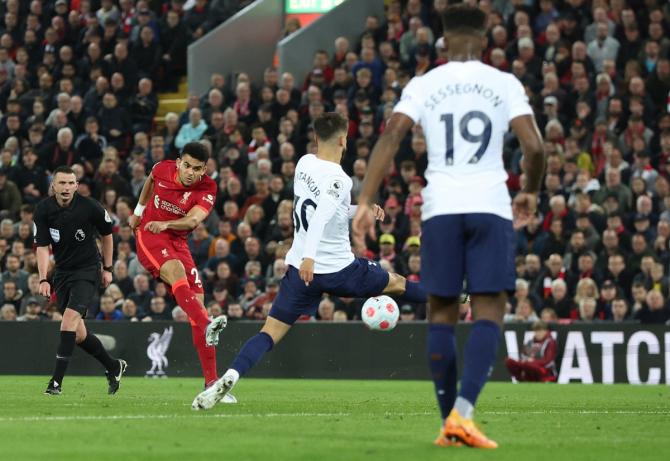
0, 0, 669, 326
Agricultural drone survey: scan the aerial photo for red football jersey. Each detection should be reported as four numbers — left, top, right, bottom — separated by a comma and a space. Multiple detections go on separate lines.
141, 160, 217, 239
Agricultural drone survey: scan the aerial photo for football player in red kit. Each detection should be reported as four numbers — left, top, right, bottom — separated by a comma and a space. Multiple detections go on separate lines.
129, 142, 228, 390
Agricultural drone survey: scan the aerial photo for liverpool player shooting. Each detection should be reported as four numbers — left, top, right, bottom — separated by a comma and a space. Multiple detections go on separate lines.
129, 142, 229, 394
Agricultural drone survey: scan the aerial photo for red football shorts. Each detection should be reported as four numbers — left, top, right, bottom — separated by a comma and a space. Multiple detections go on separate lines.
135, 229, 204, 294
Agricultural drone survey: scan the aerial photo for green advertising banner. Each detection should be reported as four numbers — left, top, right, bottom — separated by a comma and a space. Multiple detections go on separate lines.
285, 0, 345, 14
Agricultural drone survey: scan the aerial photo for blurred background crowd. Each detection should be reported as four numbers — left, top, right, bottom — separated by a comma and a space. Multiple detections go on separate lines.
1, 0, 669, 326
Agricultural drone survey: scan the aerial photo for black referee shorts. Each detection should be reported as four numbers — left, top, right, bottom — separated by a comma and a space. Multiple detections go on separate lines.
53, 267, 100, 318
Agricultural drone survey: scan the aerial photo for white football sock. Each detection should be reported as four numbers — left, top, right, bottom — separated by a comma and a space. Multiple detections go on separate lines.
224, 369, 240, 386
454, 396, 475, 419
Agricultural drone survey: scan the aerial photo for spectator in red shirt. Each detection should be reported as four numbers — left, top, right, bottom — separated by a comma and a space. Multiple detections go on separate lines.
505, 321, 558, 382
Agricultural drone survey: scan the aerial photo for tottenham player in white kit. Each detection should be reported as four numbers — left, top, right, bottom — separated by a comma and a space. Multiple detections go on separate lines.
192, 113, 428, 410
353, 5, 545, 449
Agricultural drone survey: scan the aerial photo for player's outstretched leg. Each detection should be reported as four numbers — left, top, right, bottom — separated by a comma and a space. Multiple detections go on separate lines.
46, 308, 81, 395
163, 262, 226, 347
382, 273, 427, 304
171, 277, 212, 330
192, 316, 290, 410
441, 293, 504, 449
192, 332, 274, 410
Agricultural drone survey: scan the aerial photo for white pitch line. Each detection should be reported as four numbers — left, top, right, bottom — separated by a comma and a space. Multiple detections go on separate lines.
479, 410, 670, 415
0, 409, 668, 423
0, 412, 353, 423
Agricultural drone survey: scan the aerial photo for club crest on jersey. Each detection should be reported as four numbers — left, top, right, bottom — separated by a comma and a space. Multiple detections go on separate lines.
75, 229, 86, 241
49, 228, 60, 242
180, 191, 192, 204
154, 195, 160, 209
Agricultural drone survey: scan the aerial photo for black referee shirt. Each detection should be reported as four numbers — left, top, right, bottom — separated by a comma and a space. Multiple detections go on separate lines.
33, 194, 114, 271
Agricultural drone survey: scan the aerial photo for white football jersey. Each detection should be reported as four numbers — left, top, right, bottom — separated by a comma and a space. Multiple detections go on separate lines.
393, 61, 533, 221
285, 154, 355, 274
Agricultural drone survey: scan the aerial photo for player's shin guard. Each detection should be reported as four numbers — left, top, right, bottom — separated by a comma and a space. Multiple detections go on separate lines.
428, 323, 458, 419
52, 331, 76, 385
399, 281, 427, 303
78, 333, 117, 372
457, 320, 501, 413
230, 332, 274, 376
172, 278, 210, 330
191, 321, 218, 386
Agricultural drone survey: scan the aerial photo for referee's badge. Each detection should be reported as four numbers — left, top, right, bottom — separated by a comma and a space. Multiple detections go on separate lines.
49, 228, 60, 242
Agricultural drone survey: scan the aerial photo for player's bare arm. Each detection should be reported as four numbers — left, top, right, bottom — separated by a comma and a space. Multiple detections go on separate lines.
36, 245, 51, 297
510, 114, 545, 229
144, 204, 209, 233
129, 172, 154, 230
352, 113, 414, 251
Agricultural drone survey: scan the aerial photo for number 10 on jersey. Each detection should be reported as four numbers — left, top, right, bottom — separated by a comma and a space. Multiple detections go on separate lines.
293, 195, 317, 232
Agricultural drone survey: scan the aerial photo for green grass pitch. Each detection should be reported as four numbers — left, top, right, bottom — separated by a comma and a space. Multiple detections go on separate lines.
1, 377, 669, 461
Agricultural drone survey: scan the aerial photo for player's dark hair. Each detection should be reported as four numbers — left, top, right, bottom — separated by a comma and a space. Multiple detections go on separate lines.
313, 112, 348, 142
442, 4, 487, 35
53, 165, 76, 177
181, 142, 209, 163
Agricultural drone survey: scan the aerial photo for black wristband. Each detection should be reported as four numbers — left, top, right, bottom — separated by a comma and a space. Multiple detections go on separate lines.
103, 265, 113, 273
39, 279, 48, 284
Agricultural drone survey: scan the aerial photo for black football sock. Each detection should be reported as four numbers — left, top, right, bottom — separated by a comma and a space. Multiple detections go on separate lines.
52, 331, 76, 386
78, 334, 117, 372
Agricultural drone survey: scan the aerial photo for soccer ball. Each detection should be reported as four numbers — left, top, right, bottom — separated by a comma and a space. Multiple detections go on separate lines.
361, 295, 399, 331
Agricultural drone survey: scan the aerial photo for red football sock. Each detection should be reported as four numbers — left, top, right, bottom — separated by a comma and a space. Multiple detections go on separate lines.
172, 278, 217, 384
172, 278, 210, 330
191, 320, 218, 385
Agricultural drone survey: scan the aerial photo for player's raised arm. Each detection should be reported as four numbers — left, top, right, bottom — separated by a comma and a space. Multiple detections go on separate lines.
510, 114, 546, 229
129, 172, 154, 230
352, 113, 414, 250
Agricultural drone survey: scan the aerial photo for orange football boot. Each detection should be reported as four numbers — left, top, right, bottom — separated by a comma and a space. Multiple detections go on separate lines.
441, 408, 498, 449
433, 434, 463, 447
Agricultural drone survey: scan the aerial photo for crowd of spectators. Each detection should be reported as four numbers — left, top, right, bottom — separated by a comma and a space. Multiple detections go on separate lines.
1, 0, 670, 326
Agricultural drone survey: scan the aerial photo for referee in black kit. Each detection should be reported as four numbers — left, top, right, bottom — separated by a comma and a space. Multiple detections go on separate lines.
34, 166, 127, 395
